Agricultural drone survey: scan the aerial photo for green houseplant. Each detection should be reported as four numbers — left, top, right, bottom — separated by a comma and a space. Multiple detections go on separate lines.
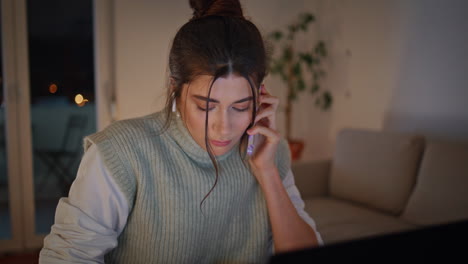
268, 12, 332, 160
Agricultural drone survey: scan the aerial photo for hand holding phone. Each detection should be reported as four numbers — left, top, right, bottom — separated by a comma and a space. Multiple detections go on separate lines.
247, 84, 263, 156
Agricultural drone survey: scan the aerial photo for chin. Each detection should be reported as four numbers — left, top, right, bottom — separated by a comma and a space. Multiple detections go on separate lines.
212, 146, 235, 156
213, 150, 230, 156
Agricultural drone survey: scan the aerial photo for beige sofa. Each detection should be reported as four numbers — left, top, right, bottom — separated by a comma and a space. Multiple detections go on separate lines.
292, 128, 468, 245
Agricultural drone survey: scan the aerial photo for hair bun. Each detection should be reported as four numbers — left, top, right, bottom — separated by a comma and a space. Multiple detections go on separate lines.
189, 0, 243, 20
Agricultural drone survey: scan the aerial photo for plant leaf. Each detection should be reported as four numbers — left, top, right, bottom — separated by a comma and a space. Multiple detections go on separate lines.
270, 31, 283, 41
297, 78, 305, 91
299, 53, 313, 66
293, 62, 301, 76
300, 23, 307, 31
311, 83, 319, 94
272, 60, 285, 75
301, 13, 315, 24
315, 41, 327, 57
322, 91, 333, 110
283, 47, 293, 61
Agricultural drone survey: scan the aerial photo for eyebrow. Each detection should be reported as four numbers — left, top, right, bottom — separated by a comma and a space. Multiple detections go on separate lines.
193, 95, 253, 104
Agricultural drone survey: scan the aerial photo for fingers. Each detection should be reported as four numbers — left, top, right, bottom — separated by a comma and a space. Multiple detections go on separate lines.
247, 125, 280, 144
248, 85, 281, 165
255, 106, 276, 129
259, 95, 279, 108
255, 84, 279, 129
258, 85, 279, 110
260, 83, 269, 95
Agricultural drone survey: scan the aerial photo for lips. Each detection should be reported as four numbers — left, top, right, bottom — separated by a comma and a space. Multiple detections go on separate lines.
210, 139, 232, 147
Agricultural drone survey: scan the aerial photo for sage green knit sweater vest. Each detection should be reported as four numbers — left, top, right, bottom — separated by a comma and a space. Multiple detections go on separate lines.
84, 111, 291, 263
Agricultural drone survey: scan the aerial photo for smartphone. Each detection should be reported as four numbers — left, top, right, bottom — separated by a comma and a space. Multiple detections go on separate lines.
247, 84, 263, 156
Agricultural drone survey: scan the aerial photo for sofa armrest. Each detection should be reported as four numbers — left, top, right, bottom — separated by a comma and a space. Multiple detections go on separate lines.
291, 159, 331, 199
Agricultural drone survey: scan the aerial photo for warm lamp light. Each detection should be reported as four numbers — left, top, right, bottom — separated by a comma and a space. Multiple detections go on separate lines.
49, 83, 58, 94
75, 94, 88, 107
75, 94, 84, 104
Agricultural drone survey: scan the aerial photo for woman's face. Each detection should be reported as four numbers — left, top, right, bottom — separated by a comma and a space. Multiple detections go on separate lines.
177, 74, 254, 156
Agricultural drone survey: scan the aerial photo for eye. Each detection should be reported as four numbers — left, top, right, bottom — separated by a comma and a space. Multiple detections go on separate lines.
233, 106, 250, 112
197, 105, 215, 111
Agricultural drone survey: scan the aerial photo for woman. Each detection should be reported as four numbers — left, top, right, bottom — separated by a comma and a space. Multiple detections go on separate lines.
40, 0, 322, 263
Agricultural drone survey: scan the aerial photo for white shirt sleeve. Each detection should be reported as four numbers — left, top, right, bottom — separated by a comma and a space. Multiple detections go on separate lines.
268, 170, 324, 254
283, 169, 324, 246
39, 144, 129, 263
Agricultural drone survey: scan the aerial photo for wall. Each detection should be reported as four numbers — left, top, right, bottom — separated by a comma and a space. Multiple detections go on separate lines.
113, 0, 190, 120
384, 0, 468, 142
317, 0, 468, 152
307, 0, 403, 155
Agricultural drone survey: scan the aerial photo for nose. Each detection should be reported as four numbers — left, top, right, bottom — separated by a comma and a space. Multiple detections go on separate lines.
212, 110, 231, 138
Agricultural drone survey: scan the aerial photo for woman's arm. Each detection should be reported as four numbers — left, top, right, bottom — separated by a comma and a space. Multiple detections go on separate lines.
282, 169, 324, 246
39, 144, 129, 263
252, 166, 319, 253
248, 84, 319, 253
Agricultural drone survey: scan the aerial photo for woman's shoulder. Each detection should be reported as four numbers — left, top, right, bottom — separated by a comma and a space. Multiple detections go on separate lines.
84, 111, 167, 149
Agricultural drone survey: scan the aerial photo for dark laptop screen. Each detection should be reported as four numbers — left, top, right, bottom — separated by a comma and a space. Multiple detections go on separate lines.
269, 219, 468, 263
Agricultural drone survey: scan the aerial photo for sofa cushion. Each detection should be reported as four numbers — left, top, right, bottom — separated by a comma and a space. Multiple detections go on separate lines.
402, 141, 468, 225
292, 160, 331, 198
330, 129, 424, 215
304, 197, 416, 245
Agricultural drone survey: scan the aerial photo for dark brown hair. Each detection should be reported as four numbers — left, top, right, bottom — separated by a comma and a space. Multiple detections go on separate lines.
164, 0, 268, 207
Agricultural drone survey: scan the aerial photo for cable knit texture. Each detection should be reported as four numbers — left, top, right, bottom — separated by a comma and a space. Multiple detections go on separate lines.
83, 111, 291, 263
